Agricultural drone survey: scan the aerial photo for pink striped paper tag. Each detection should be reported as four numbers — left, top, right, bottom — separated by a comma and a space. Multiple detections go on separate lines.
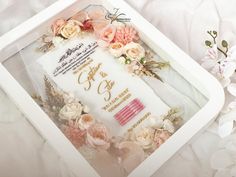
114, 99, 145, 126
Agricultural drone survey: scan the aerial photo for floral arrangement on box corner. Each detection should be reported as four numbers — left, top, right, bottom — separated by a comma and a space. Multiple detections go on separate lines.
38, 5, 169, 81
32, 77, 183, 174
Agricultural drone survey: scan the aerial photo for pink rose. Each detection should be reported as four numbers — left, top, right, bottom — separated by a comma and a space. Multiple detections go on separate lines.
51, 19, 67, 36
99, 24, 116, 43
87, 123, 111, 150
62, 120, 86, 149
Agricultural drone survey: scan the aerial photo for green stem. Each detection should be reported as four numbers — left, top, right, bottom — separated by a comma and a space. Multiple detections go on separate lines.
207, 31, 228, 58
217, 47, 227, 58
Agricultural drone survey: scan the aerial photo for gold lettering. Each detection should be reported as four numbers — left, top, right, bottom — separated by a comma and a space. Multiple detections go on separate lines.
97, 80, 115, 101
78, 70, 91, 91
100, 71, 108, 78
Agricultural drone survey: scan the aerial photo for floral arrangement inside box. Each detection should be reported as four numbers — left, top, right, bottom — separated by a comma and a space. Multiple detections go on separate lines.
35, 5, 184, 175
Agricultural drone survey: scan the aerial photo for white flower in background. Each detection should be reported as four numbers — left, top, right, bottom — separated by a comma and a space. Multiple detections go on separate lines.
201, 45, 219, 70
211, 135, 236, 177
59, 102, 83, 120
211, 59, 236, 87
228, 45, 236, 61
201, 45, 236, 88
209, 45, 236, 137
218, 83, 236, 137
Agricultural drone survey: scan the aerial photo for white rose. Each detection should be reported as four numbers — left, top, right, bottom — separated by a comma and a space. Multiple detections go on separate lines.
60, 20, 82, 39
109, 42, 124, 57
59, 102, 83, 120
133, 127, 154, 149
123, 42, 145, 61
78, 114, 95, 130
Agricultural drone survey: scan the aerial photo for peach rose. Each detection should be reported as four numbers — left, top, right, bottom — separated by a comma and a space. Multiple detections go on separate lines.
78, 114, 95, 130
109, 42, 124, 57
51, 19, 67, 36
60, 20, 83, 39
87, 123, 111, 150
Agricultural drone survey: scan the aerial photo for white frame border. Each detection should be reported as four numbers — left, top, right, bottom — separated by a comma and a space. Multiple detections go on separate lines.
0, 0, 225, 177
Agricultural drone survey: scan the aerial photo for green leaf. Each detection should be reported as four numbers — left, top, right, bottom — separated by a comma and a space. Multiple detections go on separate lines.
222, 40, 228, 48
205, 40, 212, 47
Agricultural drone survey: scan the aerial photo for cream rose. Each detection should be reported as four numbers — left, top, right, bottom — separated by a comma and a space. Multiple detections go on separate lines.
133, 127, 154, 149
123, 42, 145, 61
59, 102, 83, 120
78, 114, 95, 130
109, 42, 124, 57
60, 20, 82, 39
87, 123, 111, 150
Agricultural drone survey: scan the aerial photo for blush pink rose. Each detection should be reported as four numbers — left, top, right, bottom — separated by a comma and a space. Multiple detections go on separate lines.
99, 24, 116, 43
87, 123, 111, 150
62, 120, 86, 149
51, 19, 67, 36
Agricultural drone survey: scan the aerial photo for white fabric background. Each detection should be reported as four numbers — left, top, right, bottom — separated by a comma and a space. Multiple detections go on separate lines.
1, 0, 236, 177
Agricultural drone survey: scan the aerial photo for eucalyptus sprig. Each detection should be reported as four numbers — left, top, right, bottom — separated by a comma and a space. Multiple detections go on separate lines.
205, 30, 228, 58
